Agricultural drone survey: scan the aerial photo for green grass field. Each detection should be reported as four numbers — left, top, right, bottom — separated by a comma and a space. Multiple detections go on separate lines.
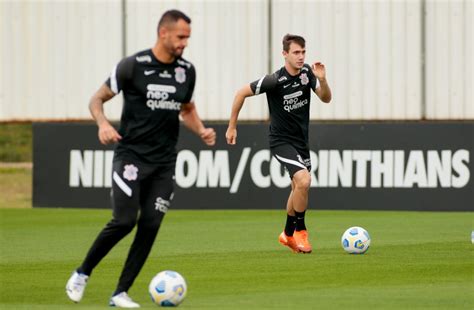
0, 123, 32, 162
0, 167, 31, 209
0, 208, 473, 309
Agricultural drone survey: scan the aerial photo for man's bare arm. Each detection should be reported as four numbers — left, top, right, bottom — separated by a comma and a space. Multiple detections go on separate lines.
311, 62, 332, 103
226, 84, 255, 145
89, 84, 122, 145
180, 102, 216, 146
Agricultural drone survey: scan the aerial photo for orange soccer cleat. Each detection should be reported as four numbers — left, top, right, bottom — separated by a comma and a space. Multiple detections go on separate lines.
278, 232, 300, 253
293, 230, 312, 253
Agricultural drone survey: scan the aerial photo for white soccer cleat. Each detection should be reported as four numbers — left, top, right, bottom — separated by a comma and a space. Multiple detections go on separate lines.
109, 292, 140, 308
65, 271, 89, 303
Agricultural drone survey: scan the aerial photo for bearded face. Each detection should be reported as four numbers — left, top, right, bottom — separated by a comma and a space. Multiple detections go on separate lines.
160, 19, 191, 58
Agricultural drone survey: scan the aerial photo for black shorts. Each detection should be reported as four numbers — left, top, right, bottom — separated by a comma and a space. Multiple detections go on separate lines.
111, 158, 175, 220
270, 143, 311, 178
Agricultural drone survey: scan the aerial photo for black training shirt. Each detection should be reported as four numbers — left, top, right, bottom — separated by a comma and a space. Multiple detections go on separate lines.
250, 64, 319, 148
105, 49, 196, 165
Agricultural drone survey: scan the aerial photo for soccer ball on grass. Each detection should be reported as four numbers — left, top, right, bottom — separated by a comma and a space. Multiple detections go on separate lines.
341, 226, 371, 254
149, 270, 187, 307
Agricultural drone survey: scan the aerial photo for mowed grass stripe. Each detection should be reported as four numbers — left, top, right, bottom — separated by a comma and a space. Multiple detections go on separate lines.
0, 209, 473, 309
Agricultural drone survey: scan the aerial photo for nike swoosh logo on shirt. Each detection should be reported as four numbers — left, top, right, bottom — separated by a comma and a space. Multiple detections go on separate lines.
144, 70, 155, 76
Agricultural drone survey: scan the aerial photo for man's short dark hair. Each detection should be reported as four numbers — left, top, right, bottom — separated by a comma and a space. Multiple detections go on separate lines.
158, 9, 191, 32
282, 34, 305, 52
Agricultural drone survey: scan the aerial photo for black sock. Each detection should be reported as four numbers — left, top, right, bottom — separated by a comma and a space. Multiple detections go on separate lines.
76, 267, 88, 276
295, 210, 307, 231
284, 215, 296, 236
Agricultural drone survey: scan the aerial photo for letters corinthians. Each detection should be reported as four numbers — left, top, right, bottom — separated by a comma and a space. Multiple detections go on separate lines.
69, 148, 470, 190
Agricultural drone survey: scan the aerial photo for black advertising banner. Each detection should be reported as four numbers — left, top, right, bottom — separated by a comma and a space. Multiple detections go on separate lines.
33, 122, 474, 211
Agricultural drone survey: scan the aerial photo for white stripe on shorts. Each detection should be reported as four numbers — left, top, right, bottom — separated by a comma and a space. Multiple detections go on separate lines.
113, 171, 132, 197
274, 154, 307, 170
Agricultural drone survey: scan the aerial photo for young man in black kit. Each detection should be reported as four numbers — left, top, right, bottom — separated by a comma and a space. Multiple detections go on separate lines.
226, 34, 331, 254
66, 10, 215, 308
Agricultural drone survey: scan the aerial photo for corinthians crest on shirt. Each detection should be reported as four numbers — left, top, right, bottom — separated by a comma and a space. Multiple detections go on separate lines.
174, 67, 186, 83
300, 73, 309, 85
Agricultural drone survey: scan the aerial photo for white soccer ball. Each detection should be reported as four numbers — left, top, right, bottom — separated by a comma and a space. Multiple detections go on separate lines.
149, 270, 187, 307
341, 226, 371, 254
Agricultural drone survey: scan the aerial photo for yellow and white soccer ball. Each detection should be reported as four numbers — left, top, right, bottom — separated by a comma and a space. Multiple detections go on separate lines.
149, 270, 187, 307
341, 226, 371, 254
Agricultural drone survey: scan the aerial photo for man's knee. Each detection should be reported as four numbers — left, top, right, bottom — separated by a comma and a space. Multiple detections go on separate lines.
293, 169, 311, 191
138, 213, 165, 232
109, 216, 137, 234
